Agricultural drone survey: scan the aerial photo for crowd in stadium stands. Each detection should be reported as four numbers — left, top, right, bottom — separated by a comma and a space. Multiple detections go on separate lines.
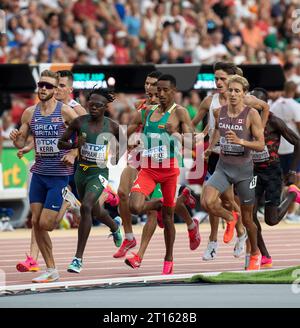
0, 0, 299, 68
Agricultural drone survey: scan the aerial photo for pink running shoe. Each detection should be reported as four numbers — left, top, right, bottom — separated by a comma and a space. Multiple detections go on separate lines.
16, 255, 40, 272
182, 187, 196, 209
125, 252, 142, 269
288, 184, 300, 204
113, 238, 137, 258
162, 261, 174, 275
188, 218, 201, 250
261, 256, 272, 269
104, 185, 120, 207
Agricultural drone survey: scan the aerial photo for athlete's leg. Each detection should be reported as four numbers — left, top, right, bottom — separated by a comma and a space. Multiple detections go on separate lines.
92, 202, 118, 232
235, 178, 258, 257
118, 166, 138, 235
37, 208, 64, 269
75, 191, 99, 259
201, 185, 235, 222
129, 169, 161, 214
253, 200, 270, 258
175, 194, 193, 226
221, 187, 244, 237
160, 173, 179, 263
136, 211, 157, 259
30, 228, 39, 260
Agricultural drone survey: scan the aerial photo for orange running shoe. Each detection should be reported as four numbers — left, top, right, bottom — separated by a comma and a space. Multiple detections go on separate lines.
246, 253, 260, 271
16, 255, 40, 272
162, 261, 174, 275
113, 238, 137, 258
125, 252, 142, 269
223, 211, 239, 244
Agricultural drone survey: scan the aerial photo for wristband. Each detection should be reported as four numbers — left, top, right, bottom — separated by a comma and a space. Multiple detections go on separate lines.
288, 170, 297, 175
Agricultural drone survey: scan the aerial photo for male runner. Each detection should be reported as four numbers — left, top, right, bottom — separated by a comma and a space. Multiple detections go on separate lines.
194, 62, 269, 261
115, 71, 198, 258
128, 74, 195, 274
250, 88, 300, 268
201, 75, 265, 270
58, 88, 124, 273
15, 70, 117, 273
10, 70, 78, 282
115, 71, 163, 258
124, 85, 200, 270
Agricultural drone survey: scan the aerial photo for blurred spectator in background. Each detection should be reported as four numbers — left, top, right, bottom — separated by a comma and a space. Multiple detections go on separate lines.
1, 111, 15, 140
0, 0, 298, 68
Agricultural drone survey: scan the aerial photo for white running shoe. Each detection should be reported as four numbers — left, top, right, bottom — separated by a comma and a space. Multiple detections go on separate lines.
0, 217, 14, 231
233, 230, 247, 258
32, 268, 59, 283
62, 187, 81, 210
202, 241, 218, 261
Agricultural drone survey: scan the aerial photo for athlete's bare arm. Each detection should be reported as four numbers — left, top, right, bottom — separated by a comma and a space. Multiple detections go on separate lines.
9, 106, 35, 149
192, 95, 212, 127
226, 108, 264, 151
58, 116, 82, 150
272, 115, 300, 173
127, 110, 143, 137
61, 104, 79, 125
244, 94, 269, 128
204, 108, 221, 159
73, 104, 87, 116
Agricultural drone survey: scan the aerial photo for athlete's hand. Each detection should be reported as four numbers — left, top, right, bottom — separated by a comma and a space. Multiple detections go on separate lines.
17, 145, 31, 159
195, 132, 205, 144
165, 122, 176, 135
61, 152, 76, 166
9, 129, 21, 142
204, 148, 212, 161
225, 130, 241, 144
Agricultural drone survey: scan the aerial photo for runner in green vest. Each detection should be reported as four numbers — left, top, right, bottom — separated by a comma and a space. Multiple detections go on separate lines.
58, 88, 124, 273
128, 74, 195, 275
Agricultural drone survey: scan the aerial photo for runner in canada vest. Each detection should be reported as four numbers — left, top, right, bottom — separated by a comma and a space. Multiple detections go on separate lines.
201, 75, 265, 271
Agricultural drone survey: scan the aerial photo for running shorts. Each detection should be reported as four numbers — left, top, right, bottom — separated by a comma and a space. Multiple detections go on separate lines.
29, 173, 69, 212
131, 167, 180, 207
254, 162, 282, 206
206, 159, 256, 205
74, 166, 109, 204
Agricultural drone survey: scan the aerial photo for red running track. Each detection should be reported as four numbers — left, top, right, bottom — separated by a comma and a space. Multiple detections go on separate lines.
0, 224, 299, 286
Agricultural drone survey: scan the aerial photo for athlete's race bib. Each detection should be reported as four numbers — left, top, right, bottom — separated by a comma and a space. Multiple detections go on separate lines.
220, 137, 244, 156
81, 143, 108, 163
142, 145, 168, 162
252, 146, 270, 163
35, 138, 59, 156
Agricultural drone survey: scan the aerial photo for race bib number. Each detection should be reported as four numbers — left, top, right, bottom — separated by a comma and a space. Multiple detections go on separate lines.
250, 176, 257, 189
36, 138, 59, 156
220, 137, 244, 156
81, 143, 108, 163
252, 146, 270, 163
142, 145, 168, 162
98, 174, 108, 188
